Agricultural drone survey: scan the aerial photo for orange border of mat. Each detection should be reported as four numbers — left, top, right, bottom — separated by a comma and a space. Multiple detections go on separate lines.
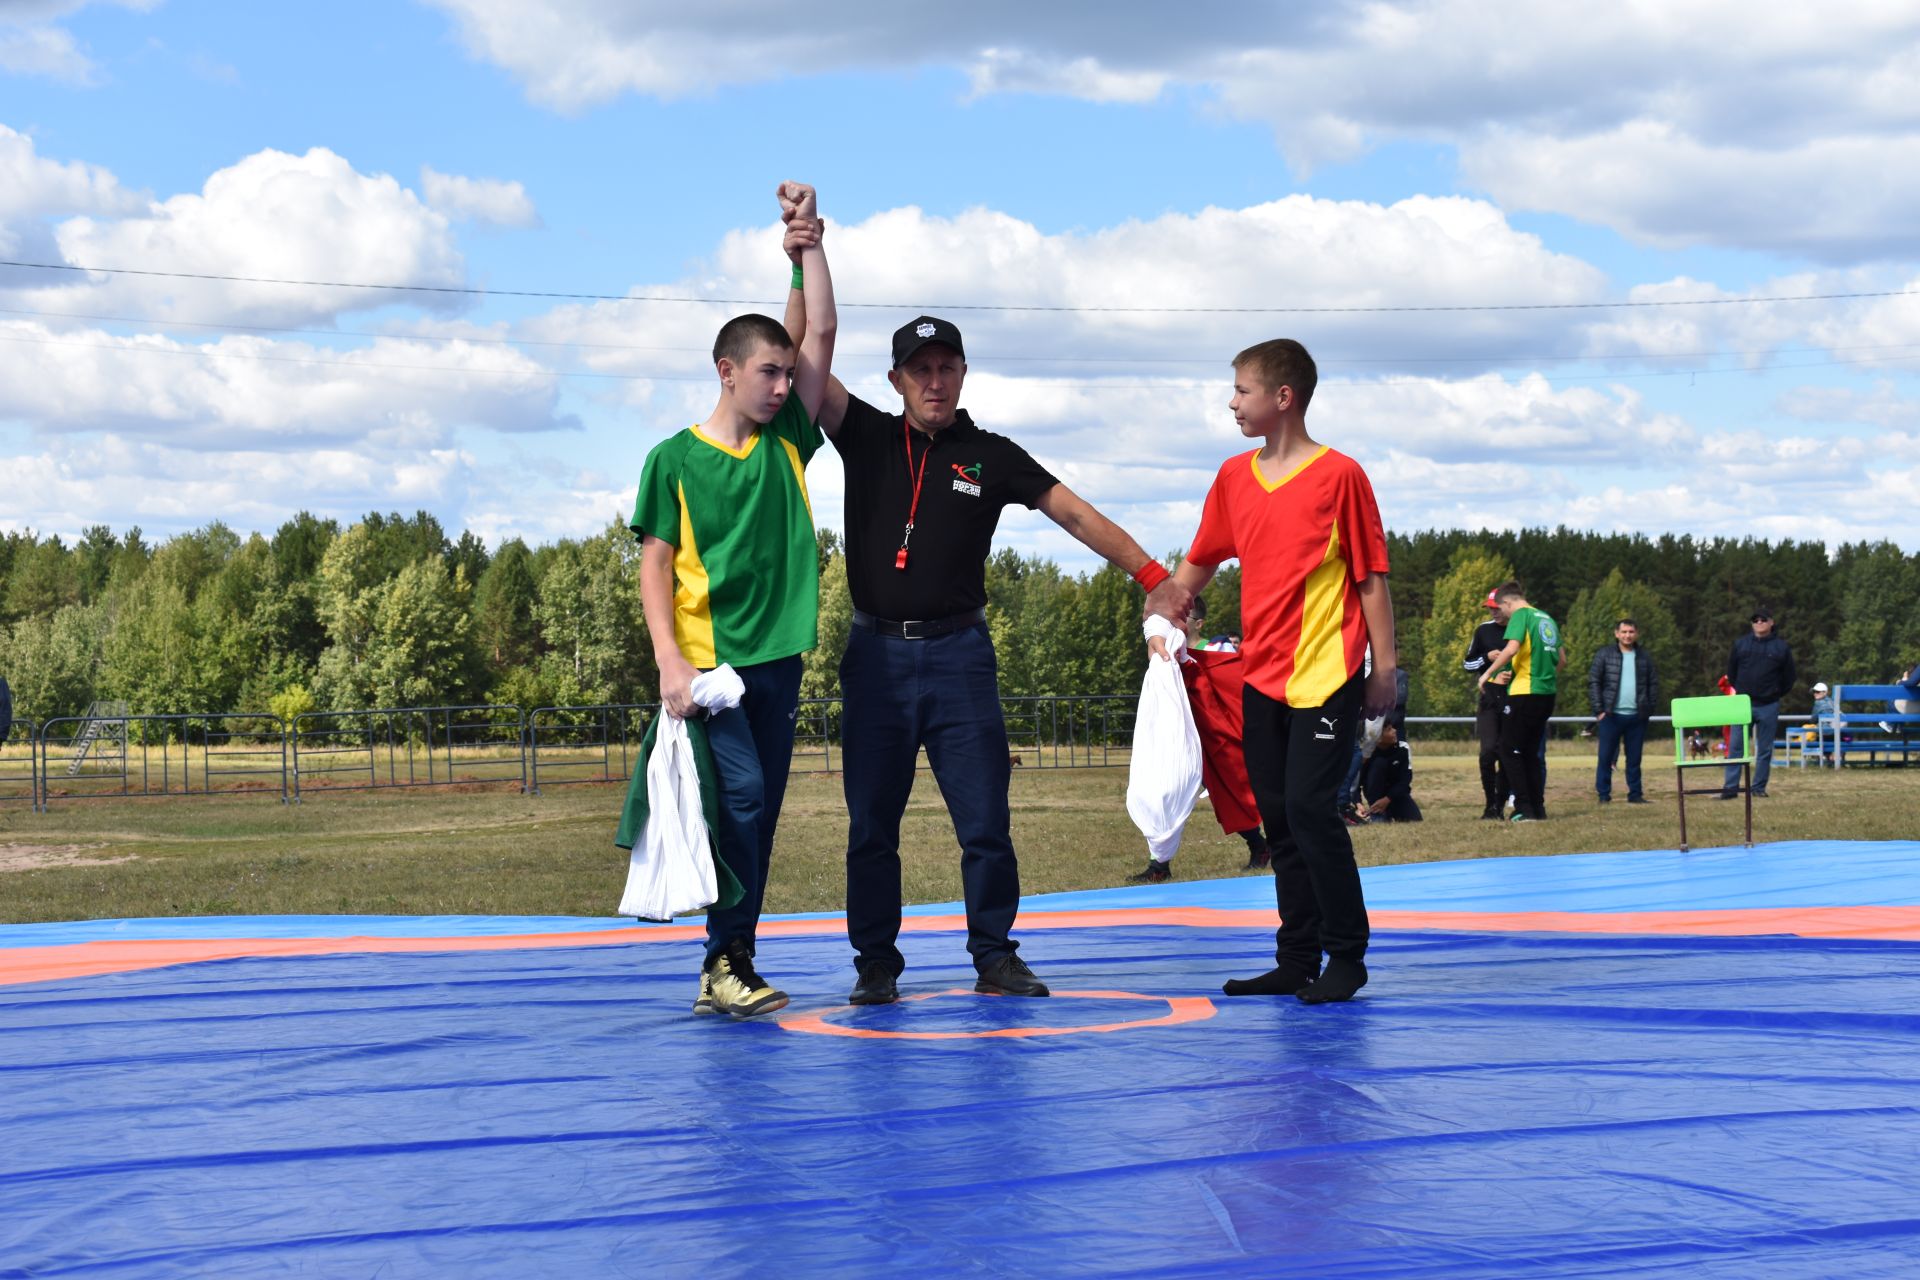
6, 904, 1920, 987
778, 988, 1217, 1040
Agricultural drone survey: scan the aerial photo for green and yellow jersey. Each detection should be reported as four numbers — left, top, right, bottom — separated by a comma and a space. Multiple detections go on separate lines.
630, 397, 822, 669
1503, 604, 1561, 696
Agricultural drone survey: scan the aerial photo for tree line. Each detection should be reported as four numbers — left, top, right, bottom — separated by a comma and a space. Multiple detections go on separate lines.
2, 515, 1915, 726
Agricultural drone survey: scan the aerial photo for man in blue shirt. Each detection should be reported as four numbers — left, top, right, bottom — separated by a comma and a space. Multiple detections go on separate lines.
1588, 618, 1658, 803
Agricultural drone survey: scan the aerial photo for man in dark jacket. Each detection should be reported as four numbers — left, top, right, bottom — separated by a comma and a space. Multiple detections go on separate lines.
1722, 608, 1796, 798
0, 675, 12, 746
1588, 618, 1658, 804
1461, 588, 1511, 819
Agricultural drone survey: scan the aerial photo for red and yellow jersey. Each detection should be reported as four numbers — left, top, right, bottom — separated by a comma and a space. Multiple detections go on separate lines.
1187, 445, 1389, 707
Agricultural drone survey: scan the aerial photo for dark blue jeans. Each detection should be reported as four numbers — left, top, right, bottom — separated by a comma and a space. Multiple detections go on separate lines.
840, 623, 1020, 976
700, 655, 803, 964
1725, 700, 1781, 795
1336, 741, 1364, 809
1594, 712, 1648, 800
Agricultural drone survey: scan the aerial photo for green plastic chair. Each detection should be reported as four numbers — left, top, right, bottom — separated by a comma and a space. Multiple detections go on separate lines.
1670, 693, 1754, 852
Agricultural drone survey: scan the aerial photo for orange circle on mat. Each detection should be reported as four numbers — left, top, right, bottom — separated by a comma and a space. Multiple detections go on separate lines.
778, 988, 1217, 1040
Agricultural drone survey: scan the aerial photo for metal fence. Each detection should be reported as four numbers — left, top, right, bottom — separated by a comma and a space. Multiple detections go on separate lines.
291, 704, 525, 798
1, 716, 40, 809
35, 712, 288, 807
0, 702, 1818, 812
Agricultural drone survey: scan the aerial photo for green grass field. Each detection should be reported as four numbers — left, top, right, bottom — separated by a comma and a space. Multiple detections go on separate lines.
1, 742, 1912, 924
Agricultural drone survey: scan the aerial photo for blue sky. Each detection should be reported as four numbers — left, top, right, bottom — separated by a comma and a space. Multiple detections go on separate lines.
3, 1, 1918, 565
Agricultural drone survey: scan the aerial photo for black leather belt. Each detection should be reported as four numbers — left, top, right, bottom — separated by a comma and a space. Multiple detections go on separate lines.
851, 607, 986, 640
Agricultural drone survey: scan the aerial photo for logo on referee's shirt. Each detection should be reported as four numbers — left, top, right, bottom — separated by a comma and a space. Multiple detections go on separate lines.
951, 461, 983, 497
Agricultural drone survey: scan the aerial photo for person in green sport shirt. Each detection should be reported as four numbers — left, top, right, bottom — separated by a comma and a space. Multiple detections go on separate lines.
1476, 581, 1567, 822
630, 181, 836, 1020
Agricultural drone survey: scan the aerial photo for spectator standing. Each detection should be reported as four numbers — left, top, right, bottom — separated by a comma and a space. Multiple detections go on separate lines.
1588, 618, 1658, 804
1461, 588, 1511, 819
0, 674, 11, 746
1478, 582, 1565, 822
1721, 608, 1796, 799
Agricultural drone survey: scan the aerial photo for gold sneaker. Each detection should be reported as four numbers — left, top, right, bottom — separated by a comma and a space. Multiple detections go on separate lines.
693, 967, 716, 1015
706, 946, 789, 1019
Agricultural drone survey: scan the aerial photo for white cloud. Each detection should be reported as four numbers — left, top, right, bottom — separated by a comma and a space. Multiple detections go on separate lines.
1465, 124, 1920, 263
0, 0, 159, 84
419, 165, 540, 228
0, 433, 481, 537
27, 147, 466, 326
422, 0, 1209, 110
0, 25, 94, 82
0, 319, 573, 446
0, 123, 141, 224
423, 1, 1920, 260
527, 194, 1610, 388
1778, 383, 1920, 433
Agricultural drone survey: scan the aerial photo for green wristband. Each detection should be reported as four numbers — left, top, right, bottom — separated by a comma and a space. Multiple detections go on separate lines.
790, 264, 804, 290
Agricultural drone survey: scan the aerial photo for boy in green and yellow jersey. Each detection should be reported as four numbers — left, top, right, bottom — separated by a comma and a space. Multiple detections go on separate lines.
630, 181, 837, 1018
1476, 581, 1567, 822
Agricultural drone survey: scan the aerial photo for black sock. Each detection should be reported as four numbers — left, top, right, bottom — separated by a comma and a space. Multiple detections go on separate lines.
1297, 957, 1368, 1004
1239, 830, 1267, 856
1223, 961, 1319, 996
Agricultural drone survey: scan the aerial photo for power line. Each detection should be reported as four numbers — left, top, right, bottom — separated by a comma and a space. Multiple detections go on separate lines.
4, 257, 1918, 314
8, 303, 1920, 370
3, 327, 1913, 390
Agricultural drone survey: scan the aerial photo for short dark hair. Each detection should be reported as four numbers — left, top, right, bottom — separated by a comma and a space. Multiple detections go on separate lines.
712, 314, 793, 368
1233, 338, 1317, 409
1190, 594, 1208, 622
1495, 580, 1524, 602
1617, 617, 1639, 629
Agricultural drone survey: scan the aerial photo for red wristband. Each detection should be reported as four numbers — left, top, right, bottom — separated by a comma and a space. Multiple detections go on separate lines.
1132, 561, 1170, 591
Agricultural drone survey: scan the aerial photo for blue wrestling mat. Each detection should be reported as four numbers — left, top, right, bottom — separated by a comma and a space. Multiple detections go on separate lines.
4, 841, 1920, 1277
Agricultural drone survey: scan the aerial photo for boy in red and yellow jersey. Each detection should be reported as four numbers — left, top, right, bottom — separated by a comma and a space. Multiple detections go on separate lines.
1148, 339, 1396, 1004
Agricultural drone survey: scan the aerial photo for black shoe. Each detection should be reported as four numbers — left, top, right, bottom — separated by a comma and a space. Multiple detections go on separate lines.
1596, 794, 1612, 804
975, 954, 1049, 997
1222, 962, 1319, 997
1480, 804, 1505, 821
1715, 789, 1739, 800
1751, 789, 1768, 798
1627, 796, 1650, 805
1297, 957, 1368, 1005
848, 962, 898, 1006
1126, 860, 1172, 884
1243, 847, 1272, 872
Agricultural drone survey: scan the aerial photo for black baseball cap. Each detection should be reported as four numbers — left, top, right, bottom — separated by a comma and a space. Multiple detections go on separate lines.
891, 315, 965, 367
1751, 607, 1774, 621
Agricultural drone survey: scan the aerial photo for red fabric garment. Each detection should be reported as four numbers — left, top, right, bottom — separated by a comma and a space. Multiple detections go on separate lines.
1184, 647, 1262, 836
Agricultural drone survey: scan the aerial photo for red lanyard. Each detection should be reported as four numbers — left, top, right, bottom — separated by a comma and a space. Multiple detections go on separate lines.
897, 418, 931, 570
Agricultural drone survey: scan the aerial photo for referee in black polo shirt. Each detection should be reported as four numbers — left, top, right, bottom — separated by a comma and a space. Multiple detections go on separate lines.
806, 312, 1191, 1005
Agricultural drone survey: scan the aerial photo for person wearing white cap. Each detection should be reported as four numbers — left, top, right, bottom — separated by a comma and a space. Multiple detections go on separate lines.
1809, 681, 1835, 760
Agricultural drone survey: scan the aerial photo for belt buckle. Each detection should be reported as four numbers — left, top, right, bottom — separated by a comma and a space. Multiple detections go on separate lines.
900, 618, 929, 640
